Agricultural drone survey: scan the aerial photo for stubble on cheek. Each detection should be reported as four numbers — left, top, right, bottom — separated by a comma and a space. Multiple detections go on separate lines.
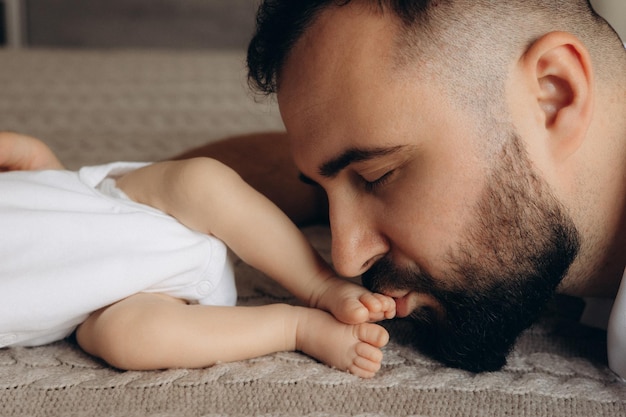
362, 134, 580, 372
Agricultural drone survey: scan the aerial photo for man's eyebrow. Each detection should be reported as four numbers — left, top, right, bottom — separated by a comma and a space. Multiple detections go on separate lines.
319, 146, 407, 178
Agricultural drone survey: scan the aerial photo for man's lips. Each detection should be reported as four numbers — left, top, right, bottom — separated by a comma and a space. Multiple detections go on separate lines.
384, 289, 442, 319
384, 289, 417, 318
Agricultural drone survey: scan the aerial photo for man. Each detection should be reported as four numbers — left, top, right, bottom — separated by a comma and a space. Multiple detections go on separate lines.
6, 0, 626, 376
199, 0, 625, 375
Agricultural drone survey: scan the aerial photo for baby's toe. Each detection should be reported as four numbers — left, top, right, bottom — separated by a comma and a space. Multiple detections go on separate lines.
359, 293, 383, 311
337, 299, 369, 324
355, 341, 383, 363
356, 323, 389, 348
349, 343, 383, 378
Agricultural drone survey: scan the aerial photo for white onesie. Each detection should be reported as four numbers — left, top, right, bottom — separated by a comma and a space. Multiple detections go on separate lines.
0, 162, 236, 348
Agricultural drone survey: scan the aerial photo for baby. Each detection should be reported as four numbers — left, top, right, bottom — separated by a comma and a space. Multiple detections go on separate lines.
0, 132, 395, 378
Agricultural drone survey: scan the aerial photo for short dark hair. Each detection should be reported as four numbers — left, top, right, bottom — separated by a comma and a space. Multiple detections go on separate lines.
246, 0, 624, 96
246, 0, 431, 95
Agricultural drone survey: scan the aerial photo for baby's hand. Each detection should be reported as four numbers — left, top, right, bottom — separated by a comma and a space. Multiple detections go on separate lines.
0, 132, 64, 171
314, 277, 396, 325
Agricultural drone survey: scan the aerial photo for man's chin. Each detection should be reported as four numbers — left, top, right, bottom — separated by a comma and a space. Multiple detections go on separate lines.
407, 314, 511, 373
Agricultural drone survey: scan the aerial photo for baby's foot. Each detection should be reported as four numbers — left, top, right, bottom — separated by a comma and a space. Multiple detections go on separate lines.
315, 278, 396, 325
295, 307, 389, 378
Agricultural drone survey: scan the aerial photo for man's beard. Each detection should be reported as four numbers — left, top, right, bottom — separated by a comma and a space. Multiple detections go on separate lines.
361, 134, 581, 372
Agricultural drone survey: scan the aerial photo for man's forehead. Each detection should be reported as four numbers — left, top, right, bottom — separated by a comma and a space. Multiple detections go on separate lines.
277, 2, 400, 101
276, 3, 446, 177
277, 7, 405, 136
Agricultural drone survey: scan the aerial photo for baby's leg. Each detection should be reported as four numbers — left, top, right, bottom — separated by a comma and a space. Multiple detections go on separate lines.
76, 293, 388, 378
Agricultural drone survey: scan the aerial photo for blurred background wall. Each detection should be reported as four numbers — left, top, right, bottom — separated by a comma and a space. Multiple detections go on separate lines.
0, 0, 624, 49
1, 0, 257, 49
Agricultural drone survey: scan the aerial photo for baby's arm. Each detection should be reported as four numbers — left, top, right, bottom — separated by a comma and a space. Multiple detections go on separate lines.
116, 158, 395, 324
0, 132, 64, 171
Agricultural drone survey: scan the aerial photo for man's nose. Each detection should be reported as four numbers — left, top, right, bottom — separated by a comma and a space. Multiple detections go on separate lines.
328, 196, 389, 278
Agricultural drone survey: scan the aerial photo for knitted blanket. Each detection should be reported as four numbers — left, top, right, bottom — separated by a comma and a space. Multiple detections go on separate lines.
0, 49, 624, 417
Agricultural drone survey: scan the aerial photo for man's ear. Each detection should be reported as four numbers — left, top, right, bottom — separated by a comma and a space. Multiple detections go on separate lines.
521, 31, 594, 162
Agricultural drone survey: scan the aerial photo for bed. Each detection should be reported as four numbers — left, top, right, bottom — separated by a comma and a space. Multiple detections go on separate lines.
0, 48, 624, 417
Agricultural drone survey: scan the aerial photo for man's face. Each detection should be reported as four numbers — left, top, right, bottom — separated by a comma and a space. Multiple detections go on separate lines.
360, 134, 580, 371
277, 5, 579, 371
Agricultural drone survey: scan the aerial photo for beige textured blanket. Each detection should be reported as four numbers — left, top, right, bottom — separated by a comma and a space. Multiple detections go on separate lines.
0, 49, 624, 417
